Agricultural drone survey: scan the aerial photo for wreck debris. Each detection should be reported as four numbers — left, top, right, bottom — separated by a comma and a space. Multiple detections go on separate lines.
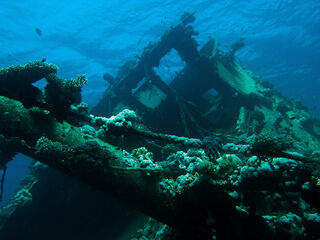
0, 174, 37, 231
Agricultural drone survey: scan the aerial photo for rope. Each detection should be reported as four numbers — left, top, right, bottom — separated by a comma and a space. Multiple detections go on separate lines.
0, 165, 7, 201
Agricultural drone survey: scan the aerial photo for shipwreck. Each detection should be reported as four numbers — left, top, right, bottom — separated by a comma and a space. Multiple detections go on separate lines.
0, 13, 320, 239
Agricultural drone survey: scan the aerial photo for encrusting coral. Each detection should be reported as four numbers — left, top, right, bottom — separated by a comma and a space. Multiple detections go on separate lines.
0, 61, 87, 121
0, 61, 57, 107
1, 59, 320, 240
45, 73, 87, 120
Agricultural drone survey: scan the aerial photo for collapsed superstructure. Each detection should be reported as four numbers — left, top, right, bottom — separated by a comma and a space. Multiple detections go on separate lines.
0, 13, 320, 239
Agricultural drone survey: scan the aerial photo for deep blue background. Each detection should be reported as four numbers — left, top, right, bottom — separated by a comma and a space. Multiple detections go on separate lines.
0, 0, 319, 204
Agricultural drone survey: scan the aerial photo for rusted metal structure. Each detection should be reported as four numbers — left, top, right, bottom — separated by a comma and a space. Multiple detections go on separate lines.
92, 13, 265, 138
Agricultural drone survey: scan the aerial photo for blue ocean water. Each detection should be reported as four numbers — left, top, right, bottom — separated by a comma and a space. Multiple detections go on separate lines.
1, 0, 319, 109
0, 0, 319, 221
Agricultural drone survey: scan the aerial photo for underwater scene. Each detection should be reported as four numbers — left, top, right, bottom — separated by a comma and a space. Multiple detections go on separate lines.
0, 0, 320, 239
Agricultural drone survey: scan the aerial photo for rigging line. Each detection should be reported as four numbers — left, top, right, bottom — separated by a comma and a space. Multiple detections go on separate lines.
0, 165, 7, 201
